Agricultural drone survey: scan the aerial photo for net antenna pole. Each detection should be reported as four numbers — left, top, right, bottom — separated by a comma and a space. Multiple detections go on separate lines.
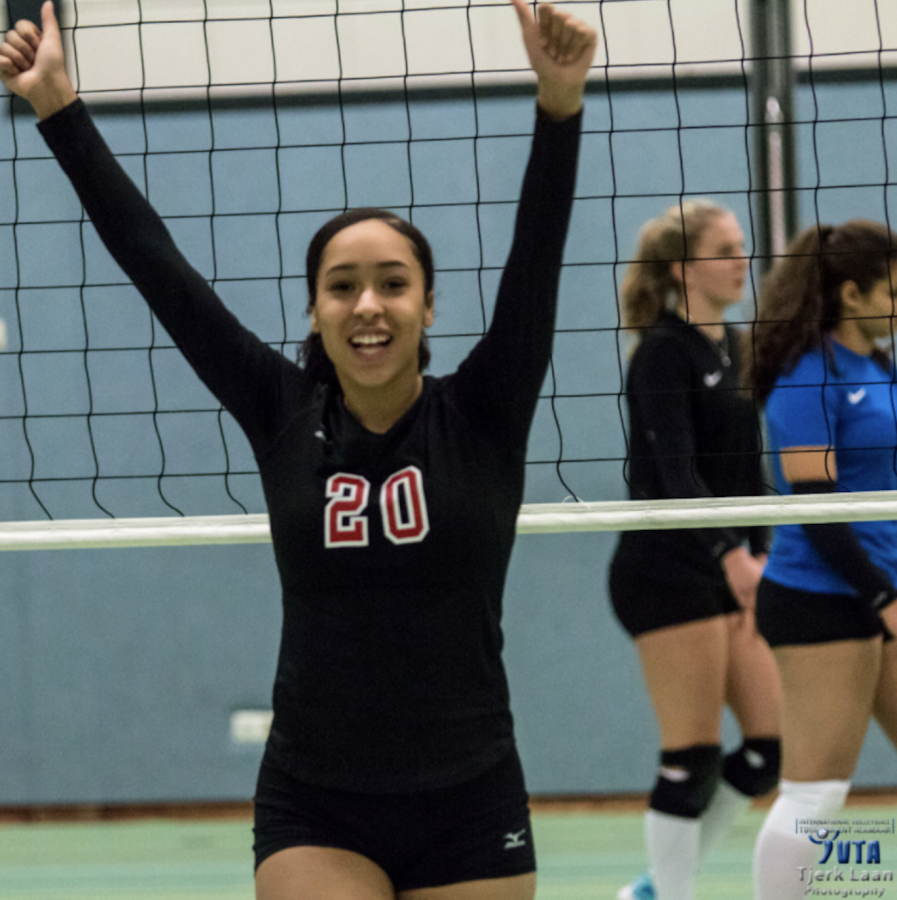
751, 0, 798, 272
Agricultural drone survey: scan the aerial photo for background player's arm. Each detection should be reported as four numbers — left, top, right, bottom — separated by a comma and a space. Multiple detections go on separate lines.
630, 340, 762, 609
777, 439, 897, 622
779, 445, 837, 483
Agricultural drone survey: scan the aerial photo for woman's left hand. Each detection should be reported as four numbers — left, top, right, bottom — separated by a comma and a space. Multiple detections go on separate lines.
511, 0, 598, 120
721, 546, 764, 613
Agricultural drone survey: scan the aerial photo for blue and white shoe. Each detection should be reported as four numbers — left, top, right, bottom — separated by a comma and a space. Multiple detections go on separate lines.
616, 873, 656, 900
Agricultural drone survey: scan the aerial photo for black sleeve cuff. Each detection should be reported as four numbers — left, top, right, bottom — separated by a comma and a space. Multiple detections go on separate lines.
535, 103, 584, 132
748, 524, 771, 557
36, 97, 86, 139
793, 480, 896, 608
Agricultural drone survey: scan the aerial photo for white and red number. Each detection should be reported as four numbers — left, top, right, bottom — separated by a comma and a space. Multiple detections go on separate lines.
380, 466, 430, 545
324, 474, 371, 547
323, 467, 430, 548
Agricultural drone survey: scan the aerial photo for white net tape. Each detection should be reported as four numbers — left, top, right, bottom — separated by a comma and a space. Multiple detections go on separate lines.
2, 491, 895, 551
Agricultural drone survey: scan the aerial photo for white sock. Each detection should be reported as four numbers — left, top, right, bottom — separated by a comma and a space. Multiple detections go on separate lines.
646, 809, 701, 900
753, 779, 851, 900
698, 780, 752, 859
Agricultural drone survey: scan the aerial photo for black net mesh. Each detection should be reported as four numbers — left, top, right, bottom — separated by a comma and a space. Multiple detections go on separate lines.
0, 0, 895, 525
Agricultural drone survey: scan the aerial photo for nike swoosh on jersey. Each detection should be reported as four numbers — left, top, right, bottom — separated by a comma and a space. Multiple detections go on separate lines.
704, 370, 723, 388
848, 388, 866, 404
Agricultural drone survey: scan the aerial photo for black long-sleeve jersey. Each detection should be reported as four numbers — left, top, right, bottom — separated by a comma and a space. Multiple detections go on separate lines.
39, 100, 581, 793
613, 312, 769, 585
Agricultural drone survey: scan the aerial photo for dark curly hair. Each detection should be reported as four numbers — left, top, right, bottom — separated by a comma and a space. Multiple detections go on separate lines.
298, 208, 435, 385
749, 220, 897, 403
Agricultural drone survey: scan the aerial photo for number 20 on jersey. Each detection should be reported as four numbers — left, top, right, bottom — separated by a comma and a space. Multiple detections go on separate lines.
324, 466, 430, 548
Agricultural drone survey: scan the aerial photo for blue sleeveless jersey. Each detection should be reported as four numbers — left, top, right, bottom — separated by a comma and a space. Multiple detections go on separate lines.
764, 340, 897, 594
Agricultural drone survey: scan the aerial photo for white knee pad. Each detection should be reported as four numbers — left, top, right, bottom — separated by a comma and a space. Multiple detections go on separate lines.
765, 779, 851, 834
753, 780, 852, 900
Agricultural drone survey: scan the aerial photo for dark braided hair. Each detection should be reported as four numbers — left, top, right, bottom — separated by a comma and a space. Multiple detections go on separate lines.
299, 208, 435, 385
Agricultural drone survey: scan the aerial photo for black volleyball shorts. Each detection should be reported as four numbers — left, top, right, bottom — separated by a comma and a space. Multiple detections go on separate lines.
756, 577, 888, 647
609, 554, 739, 638
253, 747, 536, 891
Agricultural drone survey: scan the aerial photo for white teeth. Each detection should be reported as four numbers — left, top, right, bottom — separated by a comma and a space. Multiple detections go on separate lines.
351, 335, 389, 346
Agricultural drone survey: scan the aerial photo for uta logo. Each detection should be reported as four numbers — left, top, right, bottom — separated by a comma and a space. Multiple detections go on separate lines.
848, 388, 866, 405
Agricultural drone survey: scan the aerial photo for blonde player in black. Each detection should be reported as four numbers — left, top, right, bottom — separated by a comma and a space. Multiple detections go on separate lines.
610, 202, 782, 900
0, 3, 596, 899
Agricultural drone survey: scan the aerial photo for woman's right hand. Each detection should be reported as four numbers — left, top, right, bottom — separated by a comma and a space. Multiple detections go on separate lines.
510, 0, 597, 121
722, 545, 765, 612
0, 1, 76, 119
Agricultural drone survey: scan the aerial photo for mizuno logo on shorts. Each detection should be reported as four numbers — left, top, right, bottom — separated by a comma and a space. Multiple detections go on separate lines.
504, 830, 527, 849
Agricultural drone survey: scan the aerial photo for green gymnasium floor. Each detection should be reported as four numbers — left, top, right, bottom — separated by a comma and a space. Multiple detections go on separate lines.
0, 805, 808, 900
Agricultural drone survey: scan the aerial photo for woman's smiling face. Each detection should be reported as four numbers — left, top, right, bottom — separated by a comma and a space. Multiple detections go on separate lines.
312, 218, 434, 400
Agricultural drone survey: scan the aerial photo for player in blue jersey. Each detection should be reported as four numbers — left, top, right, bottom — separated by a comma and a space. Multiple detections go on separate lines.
611, 201, 781, 900
1, 3, 597, 899
749, 220, 897, 900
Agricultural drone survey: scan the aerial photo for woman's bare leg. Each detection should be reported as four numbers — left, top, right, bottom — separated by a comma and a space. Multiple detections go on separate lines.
400, 872, 536, 900
872, 636, 897, 747
753, 638, 882, 900
634, 616, 729, 900
636, 616, 729, 748
696, 611, 781, 860
256, 846, 396, 900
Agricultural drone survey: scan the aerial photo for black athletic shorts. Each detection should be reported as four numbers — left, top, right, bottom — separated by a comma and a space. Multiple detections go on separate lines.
609, 552, 739, 638
252, 747, 535, 891
756, 577, 888, 647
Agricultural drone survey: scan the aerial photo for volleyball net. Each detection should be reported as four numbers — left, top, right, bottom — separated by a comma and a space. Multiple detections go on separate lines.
1, 0, 896, 546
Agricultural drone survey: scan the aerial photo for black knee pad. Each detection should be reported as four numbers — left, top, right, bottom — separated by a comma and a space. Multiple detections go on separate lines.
722, 737, 781, 798
648, 745, 722, 819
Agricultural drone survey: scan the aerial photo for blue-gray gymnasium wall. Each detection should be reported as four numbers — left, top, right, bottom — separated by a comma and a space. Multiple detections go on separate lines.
1, 78, 896, 804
